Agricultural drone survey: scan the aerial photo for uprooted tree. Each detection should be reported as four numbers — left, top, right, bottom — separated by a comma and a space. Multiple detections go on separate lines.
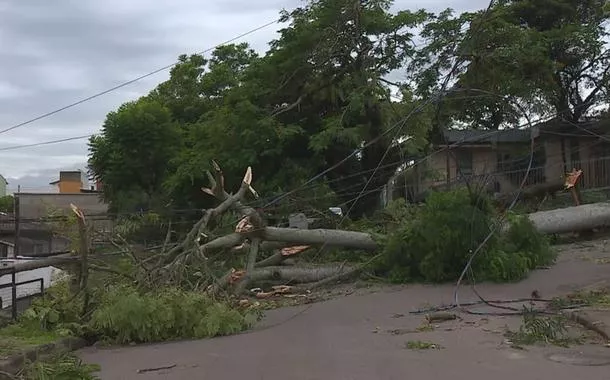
99, 159, 610, 295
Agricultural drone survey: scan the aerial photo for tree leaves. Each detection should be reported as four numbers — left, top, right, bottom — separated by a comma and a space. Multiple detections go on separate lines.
87, 0, 610, 219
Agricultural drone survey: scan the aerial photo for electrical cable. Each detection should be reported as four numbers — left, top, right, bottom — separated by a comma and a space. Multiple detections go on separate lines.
0, 19, 279, 136
0, 135, 92, 152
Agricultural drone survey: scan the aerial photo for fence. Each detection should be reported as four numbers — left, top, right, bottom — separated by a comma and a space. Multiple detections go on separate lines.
0, 259, 64, 319
0, 275, 44, 319
392, 154, 610, 204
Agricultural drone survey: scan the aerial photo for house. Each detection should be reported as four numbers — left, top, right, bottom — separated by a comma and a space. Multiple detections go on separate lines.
0, 175, 7, 197
49, 170, 102, 194
0, 170, 110, 257
387, 118, 610, 203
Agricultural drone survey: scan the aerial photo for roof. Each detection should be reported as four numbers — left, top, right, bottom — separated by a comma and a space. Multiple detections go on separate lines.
0, 174, 7, 185
441, 128, 532, 144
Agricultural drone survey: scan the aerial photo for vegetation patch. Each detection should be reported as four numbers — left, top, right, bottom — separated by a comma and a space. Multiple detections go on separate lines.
17, 353, 100, 380
504, 308, 580, 348
404, 340, 444, 350
0, 324, 61, 359
549, 288, 610, 311
11, 280, 262, 347
373, 190, 555, 283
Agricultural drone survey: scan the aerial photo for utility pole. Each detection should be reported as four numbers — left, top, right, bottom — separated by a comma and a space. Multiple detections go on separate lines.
14, 192, 20, 257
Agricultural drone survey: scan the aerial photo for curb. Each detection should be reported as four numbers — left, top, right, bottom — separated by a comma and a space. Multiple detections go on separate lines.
0, 336, 87, 378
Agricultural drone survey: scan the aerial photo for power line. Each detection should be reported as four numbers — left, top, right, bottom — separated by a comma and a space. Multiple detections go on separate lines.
0, 19, 279, 136
0, 135, 92, 152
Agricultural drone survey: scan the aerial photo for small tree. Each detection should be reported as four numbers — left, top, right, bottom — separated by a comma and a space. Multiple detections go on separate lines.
0, 195, 14, 213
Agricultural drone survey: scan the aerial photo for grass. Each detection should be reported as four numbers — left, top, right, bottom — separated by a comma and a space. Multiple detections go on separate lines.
0, 324, 62, 359
404, 340, 443, 350
549, 288, 610, 311
504, 307, 583, 348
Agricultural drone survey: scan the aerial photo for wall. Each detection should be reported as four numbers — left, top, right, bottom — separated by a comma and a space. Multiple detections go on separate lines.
422, 143, 537, 194
0, 260, 65, 310
389, 133, 609, 204
17, 193, 108, 218
57, 180, 83, 194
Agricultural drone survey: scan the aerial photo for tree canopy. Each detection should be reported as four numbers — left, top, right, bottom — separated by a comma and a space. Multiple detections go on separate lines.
88, 0, 610, 219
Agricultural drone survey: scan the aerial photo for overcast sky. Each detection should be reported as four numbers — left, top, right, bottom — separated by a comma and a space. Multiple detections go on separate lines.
0, 0, 487, 193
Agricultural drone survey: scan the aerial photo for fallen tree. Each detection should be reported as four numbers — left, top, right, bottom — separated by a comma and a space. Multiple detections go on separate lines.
527, 202, 610, 234
69, 161, 610, 296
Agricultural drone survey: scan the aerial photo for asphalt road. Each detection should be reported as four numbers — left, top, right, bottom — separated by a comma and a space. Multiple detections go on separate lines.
79, 242, 610, 379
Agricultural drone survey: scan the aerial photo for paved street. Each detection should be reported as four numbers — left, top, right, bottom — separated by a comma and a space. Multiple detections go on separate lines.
79, 242, 610, 379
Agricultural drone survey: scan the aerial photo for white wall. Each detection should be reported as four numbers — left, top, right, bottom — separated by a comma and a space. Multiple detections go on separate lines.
0, 260, 65, 309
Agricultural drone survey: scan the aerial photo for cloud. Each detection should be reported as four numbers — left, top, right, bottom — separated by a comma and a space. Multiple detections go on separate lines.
0, 0, 490, 188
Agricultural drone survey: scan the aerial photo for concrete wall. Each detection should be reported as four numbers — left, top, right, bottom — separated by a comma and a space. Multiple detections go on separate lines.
17, 193, 108, 218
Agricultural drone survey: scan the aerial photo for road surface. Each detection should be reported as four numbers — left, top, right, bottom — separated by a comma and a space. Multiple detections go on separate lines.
79, 241, 610, 379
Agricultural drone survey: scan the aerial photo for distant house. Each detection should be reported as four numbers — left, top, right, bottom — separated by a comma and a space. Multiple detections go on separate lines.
0, 170, 109, 257
386, 118, 610, 203
0, 175, 7, 197
49, 170, 102, 194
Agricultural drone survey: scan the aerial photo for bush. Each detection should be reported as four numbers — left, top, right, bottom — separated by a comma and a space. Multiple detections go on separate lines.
19, 280, 82, 333
90, 286, 258, 344
377, 189, 556, 283
16, 281, 261, 346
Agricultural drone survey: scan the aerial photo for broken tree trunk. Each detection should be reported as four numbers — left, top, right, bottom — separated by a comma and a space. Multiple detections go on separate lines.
261, 227, 378, 250
526, 202, 610, 235
247, 263, 355, 284
202, 201, 610, 270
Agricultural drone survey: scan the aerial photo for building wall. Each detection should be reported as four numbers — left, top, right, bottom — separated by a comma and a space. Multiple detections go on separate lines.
57, 180, 83, 194
425, 146, 517, 193
17, 193, 108, 218
16, 193, 113, 239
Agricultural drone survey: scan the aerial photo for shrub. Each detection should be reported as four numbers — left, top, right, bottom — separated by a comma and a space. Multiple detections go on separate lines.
89, 286, 258, 344
16, 281, 261, 345
19, 280, 82, 332
377, 189, 555, 283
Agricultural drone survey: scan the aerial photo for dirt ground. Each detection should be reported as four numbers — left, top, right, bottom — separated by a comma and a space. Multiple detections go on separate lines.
78, 239, 610, 379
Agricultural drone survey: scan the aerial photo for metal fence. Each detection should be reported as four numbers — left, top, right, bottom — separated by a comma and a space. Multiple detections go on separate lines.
0, 269, 45, 319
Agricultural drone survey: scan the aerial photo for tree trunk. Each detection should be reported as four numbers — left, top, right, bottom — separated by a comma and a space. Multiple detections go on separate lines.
261, 227, 378, 250
527, 202, 610, 234
248, 263, 356, 284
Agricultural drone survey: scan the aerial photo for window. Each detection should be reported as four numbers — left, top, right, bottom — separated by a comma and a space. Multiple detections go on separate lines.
456, 150, 473, 177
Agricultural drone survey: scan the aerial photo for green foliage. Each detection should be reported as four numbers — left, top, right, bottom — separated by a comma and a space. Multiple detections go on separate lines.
0, 324, 61, 359
377, 189, 556, 283
86, 0, 610, 221
15, 277, 260, 347
88, 0, 435, 218
506, 307, 574, 347
18, 279, 89, 338
411, 0, 610, 128
20, 353, 100, 380
88, 97, 181, 213
89, 286, 257, 344
41, 205, 80, 252
0, 195, 13, 213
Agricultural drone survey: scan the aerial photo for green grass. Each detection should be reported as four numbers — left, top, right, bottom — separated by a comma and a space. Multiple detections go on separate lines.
404, 340, 444, 350
0, 324, 61, 359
